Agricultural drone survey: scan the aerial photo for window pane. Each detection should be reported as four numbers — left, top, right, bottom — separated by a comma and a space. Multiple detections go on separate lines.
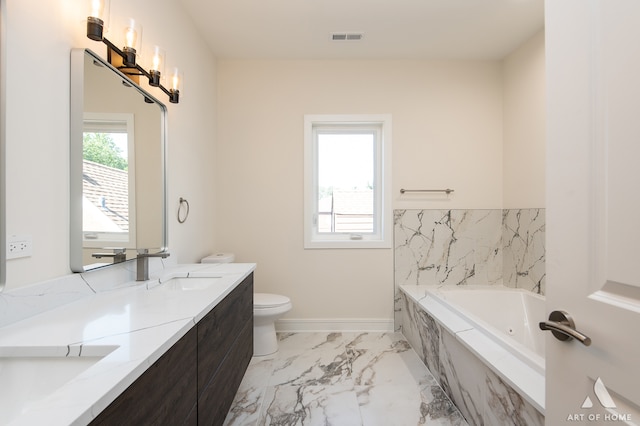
317, 132, 374, 233
82, 131, 130, 238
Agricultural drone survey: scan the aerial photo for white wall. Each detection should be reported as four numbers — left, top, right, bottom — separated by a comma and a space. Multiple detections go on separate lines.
215, 60, 504, 325
2, 0, 545, 328
502, 30, 546, 208
4, 0, 217, 289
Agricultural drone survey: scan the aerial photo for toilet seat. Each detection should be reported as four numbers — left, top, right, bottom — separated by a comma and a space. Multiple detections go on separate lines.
254, 293, 290, 309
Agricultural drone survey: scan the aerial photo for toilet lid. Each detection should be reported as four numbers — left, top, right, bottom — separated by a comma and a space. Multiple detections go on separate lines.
255, 293, 290, 308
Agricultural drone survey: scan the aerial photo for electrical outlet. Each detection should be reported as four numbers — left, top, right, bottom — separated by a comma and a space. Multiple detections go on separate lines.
7, 235, 32, 260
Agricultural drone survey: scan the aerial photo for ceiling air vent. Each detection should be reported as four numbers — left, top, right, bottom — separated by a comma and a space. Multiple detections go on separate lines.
331, 32, 364, 41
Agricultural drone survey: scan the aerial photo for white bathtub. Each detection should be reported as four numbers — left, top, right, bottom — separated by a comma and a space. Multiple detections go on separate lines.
400, 284, 546, 416
433, 286, 545, 374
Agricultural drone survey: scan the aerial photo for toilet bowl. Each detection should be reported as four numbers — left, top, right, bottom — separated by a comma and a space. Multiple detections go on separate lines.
201, 254, 292, 356
254, 293, 292, 356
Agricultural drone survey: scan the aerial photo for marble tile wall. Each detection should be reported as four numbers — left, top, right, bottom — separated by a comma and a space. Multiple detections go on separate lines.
400, 291, 544, 426
502, 208, 546, 294
394, 209, 504, 289
394, 208, 545, 329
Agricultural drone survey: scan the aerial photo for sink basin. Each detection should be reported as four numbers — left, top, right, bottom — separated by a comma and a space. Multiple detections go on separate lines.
150, 276, 224, 291
0, 346, 116, 423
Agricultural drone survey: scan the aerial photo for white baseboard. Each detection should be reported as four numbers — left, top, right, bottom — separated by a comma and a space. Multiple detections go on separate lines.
275, 318, 394, 333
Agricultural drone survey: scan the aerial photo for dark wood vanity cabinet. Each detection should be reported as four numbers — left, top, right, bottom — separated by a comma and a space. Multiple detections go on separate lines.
197, 273, 254, 424
91, 273, 253, 425
91, 327, 198, 425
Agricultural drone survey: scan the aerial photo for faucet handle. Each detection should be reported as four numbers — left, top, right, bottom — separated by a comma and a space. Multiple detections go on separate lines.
136, 249, 170, 258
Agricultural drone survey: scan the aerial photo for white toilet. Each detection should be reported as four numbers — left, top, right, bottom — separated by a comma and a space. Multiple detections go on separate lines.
201, 254, 292, 356
253, 293, 292, 356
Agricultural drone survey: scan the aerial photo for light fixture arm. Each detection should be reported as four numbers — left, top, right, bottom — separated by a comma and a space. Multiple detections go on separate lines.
86, 22, 179, 104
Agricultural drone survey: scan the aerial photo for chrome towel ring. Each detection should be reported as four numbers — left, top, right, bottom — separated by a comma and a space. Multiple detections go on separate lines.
177, 197, 190, 223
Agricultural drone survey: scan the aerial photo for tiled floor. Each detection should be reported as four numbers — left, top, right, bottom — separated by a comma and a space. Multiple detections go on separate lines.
223, 332, 468, 426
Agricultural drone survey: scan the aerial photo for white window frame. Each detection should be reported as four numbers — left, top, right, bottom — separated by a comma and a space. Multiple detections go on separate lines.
304, 114, 392, 249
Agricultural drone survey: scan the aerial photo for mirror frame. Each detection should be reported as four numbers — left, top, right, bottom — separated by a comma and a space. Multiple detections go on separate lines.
70, 48, 168, 273
0, 0, 6, 289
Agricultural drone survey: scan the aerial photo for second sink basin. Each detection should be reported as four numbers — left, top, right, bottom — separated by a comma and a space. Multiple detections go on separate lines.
150, 276, 223, 291
0, 345, 117, 423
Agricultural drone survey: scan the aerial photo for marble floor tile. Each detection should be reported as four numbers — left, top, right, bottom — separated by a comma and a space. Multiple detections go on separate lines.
344, 332, 408, 350
224, 332, 468, 426
357, 384, 467, 426
260, 384, 361, 426
349, 343, 435, 387
223, 357, 275, 426
269, 348, 353, 387
277, 332, 346, 353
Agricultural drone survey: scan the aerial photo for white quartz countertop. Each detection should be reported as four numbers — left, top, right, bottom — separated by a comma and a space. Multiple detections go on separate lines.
0, 263, 256, 426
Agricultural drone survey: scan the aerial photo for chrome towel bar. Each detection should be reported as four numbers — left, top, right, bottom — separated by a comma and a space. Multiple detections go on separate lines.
400, 188, 454, 195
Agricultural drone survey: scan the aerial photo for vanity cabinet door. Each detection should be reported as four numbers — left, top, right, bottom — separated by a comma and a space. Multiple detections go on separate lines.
197, 273, 253, 425
197, 273, 253, 395
91, 327, 198, 425
197, 320, 253, 424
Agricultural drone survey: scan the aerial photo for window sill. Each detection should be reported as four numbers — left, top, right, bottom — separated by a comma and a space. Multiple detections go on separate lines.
304, 240, 392, 249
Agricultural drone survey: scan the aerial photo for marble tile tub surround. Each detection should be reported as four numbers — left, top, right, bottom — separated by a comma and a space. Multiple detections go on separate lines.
394, 209, 504, 289
394, 208, 545, 291
394, 208, 545, 329
502, 208, 546, 295
0, 261, 255, 425
400, 291, 544, 426
223, 332, 468, 426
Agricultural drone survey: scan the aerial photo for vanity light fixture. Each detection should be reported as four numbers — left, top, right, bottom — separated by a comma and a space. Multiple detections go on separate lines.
85, 0, 181, 104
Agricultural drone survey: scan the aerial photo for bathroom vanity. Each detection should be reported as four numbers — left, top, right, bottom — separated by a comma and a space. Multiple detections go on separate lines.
0, 46, 254, 424
92, 272, 253, 425
0, 262, 255, 425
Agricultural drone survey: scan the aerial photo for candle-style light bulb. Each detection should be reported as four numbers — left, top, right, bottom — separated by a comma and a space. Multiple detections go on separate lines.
90, 0, 102, 17
148, 46, 165, 87
125, 27, 137, 48
121, 18, 142, 68
169, 67, 182, 104
86, 0, 110, 41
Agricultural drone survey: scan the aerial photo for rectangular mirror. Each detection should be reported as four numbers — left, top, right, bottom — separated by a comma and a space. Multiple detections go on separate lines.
70, 49, 167, 272
0, 0, 5, 289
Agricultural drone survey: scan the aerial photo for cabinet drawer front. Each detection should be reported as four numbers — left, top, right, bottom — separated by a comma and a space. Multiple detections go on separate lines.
197, 273, 253, 393
91, 327, 198, 425
198, 319, 253, 425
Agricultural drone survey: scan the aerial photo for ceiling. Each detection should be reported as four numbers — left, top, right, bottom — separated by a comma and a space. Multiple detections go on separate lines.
179, 0, 544, 60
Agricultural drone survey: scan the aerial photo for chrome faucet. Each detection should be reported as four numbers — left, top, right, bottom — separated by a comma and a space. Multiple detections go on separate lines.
136, 249, 170, 281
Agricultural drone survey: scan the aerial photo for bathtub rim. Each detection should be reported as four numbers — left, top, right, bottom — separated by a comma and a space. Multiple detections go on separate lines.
399, 284, 545, 414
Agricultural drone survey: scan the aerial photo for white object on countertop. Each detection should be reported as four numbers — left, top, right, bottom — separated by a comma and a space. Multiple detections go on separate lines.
201, 253, 235, 263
